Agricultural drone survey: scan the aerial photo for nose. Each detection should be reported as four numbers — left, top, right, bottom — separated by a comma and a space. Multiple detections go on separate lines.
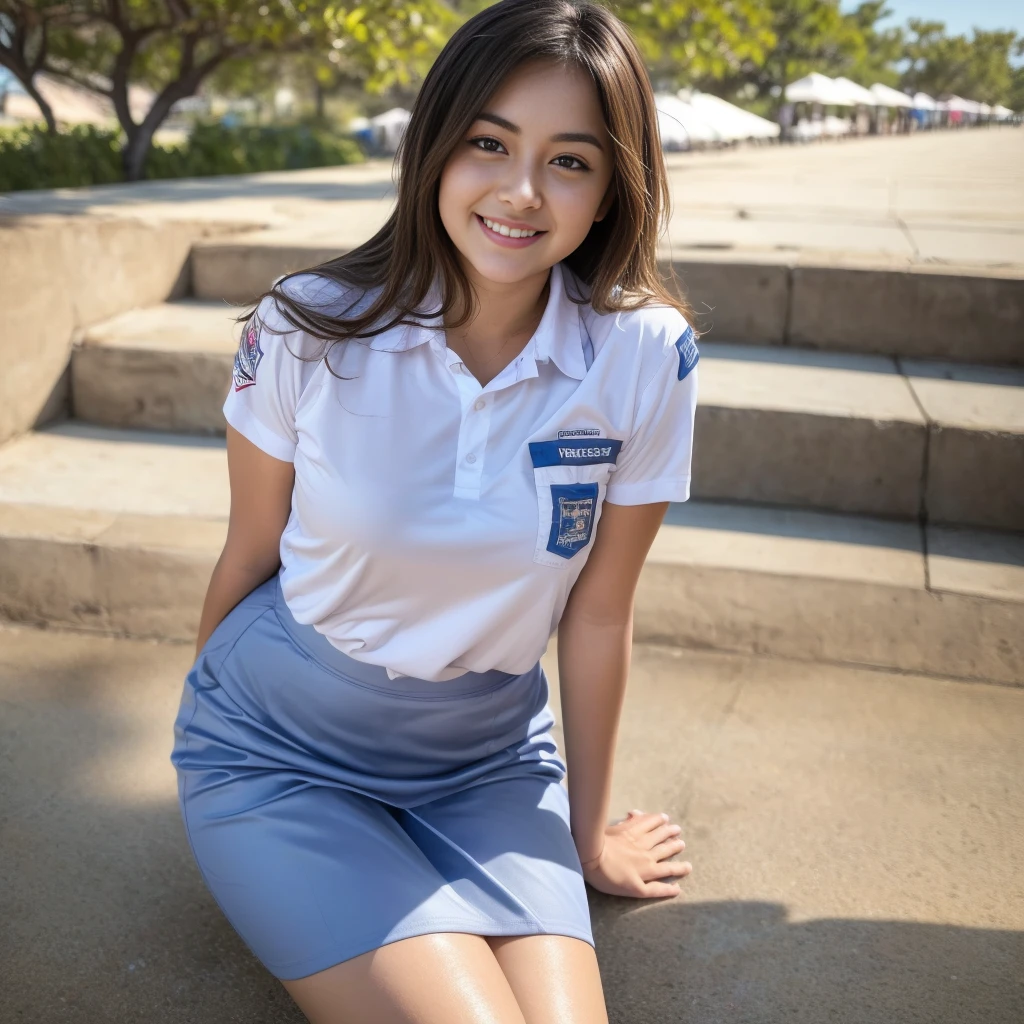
495, 158, 542, 211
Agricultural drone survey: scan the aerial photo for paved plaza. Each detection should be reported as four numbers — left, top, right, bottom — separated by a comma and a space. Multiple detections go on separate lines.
2, 128, 1021, 269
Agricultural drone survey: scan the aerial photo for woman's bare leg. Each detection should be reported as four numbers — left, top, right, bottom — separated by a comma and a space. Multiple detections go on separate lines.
487, 934, 609, 1024
280, 931, 528, 1024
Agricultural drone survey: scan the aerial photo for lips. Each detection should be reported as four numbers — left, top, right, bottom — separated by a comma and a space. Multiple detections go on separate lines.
478, 214, 545, 236
474, 213, 547, 248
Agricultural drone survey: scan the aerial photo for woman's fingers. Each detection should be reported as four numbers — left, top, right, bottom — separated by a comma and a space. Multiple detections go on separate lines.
641, 857, 693, 884
626, 810, 671, 831
642, 879, 683, 898
639, 822, 682, 848
649, 836, 687, 861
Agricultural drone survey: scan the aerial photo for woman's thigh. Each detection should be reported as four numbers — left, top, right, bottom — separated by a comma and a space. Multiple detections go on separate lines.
281, 931, 527, 1024
487, 934, 609, 1024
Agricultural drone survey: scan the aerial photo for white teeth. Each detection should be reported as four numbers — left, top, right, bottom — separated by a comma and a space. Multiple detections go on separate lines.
482, 216, 538, 239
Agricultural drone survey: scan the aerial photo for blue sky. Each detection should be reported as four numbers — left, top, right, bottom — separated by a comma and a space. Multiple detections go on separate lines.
841, 0, 1022, 36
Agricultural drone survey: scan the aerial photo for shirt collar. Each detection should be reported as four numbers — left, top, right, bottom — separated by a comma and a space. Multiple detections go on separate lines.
369, 262, 589, 381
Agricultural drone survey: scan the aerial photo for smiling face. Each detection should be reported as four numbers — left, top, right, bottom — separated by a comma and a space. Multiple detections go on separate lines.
438, 59, 617, 290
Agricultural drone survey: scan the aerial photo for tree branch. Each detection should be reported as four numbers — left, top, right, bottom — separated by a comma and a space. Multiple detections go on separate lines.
38, 58, 114, 97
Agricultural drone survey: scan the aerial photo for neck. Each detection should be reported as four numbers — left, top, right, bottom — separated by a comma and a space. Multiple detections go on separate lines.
443, 263, 552, 386
447, 264, 551, 348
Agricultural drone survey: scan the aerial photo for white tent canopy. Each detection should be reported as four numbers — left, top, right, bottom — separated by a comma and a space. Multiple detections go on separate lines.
870, 83, 913, 108
685, 91, 780, 141
655, 94, 720, 147
654, 93, 720, 147
991, 104, 1015, 119
945, 96, 978, 113
832, 77, 877, 105
912, 92, 937, 110
786, 73, 852, 106
655, 102, 691, 149
369, 107, 411, 152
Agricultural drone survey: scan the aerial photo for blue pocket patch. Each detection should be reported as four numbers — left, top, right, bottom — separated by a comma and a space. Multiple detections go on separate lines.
674, 325, 699, 381
547, 483, 599, 559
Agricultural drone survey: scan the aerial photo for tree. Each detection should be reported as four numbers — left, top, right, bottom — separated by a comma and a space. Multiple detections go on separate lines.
841, 1, 902, 88
610, 1, 775, 91
0, 2, 70, 130
0, 1, 457, 180
722, 0, 862, 110
1011, 40, 1024, 111
902, 21, 1020, 104
900, 16, 945, 96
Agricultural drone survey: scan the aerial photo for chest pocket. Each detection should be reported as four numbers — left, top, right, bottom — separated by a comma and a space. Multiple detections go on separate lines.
527, 438, 623, 568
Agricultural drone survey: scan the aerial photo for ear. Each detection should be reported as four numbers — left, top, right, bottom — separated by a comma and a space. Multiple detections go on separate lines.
594, 175, 617, 223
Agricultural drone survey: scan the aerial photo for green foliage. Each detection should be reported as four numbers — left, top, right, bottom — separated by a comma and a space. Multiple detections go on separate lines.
0, 0, 454, 179
0, 124, 125, 190
610, 1, 776, 86
842, 1, 903, 88
902, 25, 1020, 105
649, 0, 1021, 110
0, 122, 364, 192
754, 0, 864, 98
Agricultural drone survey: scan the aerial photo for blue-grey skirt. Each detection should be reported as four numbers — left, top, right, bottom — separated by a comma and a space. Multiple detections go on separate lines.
169, 575, 593, 981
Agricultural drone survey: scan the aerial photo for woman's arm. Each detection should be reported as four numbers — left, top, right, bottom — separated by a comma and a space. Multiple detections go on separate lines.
558, 498, 691, 898
194, 425, 295, 656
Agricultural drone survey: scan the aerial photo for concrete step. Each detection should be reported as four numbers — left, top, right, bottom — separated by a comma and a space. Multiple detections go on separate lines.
71, 300, 238, 435
1, 423, 1021, 684
72, 304, 1024, 530
187, 232, 1024, 364
697, 344, 1024, 530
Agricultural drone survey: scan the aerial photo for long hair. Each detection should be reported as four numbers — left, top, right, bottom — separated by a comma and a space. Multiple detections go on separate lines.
248, 0, 692, 354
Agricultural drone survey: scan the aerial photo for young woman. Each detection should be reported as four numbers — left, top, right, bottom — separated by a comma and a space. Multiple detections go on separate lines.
171, 1, 699, 1020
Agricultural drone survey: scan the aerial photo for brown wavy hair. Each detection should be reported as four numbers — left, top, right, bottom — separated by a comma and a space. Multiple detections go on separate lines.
248, 0, 692, 351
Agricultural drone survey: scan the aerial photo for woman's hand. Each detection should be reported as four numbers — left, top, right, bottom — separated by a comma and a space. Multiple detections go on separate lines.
580, 810, 692, 899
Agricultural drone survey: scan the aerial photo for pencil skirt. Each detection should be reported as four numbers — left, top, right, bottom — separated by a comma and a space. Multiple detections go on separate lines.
169, 575, 593, 981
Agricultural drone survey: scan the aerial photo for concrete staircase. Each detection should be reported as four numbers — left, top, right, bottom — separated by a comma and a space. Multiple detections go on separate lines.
1, 242, 1022, 685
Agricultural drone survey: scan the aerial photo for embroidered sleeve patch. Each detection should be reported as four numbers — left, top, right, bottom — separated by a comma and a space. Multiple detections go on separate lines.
674, 325, 699, 381
232, 322, 264, 391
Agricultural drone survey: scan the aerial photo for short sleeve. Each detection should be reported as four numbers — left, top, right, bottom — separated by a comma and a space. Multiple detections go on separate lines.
222, 293, 322, 462
605, 320, 699, 505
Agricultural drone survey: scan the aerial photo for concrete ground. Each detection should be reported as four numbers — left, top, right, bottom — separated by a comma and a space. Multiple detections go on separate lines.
1, 624, 1021, 1023
1, 129, 1021, 270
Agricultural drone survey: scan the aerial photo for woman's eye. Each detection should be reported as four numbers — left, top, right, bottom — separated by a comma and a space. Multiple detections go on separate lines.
553, 155, 589, 172
469, 136, 506, 154
467, 137, 589, 172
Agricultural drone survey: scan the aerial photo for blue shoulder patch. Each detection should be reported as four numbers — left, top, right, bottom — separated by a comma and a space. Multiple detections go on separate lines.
674, 325, 699, 382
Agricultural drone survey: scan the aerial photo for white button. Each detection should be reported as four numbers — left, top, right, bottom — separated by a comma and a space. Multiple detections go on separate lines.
466, 453, 477, 464
473, 399, 486, 411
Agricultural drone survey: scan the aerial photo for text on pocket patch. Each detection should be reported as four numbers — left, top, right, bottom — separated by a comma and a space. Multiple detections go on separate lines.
547, 482, 599, 559
530, 438, 623, 468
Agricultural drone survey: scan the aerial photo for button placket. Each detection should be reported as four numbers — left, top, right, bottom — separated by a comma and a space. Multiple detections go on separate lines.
452, 369, 492, 500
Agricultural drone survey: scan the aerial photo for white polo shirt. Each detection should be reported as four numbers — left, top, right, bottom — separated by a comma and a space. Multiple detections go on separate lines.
224, 260, 699, 682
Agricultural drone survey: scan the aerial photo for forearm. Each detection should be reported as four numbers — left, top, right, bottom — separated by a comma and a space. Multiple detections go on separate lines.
557, 611, 633, 866
194, 547, 280, 657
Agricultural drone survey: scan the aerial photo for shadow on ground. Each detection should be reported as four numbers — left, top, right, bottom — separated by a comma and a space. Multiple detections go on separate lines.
1, 625, 1021, 1023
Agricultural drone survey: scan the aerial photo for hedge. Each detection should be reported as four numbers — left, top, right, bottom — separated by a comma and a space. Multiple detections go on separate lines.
0, 122, 365, 191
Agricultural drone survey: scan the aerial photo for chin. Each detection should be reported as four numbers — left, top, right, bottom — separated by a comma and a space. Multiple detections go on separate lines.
461, 253, 544, 285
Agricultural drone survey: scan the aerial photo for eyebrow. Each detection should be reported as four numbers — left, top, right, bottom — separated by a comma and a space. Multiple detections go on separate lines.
474, 111, 605, 152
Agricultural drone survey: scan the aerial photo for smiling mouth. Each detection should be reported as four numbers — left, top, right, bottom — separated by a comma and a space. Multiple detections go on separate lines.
476, 214, 547, 239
